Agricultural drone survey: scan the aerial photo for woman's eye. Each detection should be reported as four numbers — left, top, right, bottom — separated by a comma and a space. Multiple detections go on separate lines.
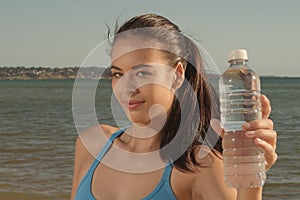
111, 72, 122, 78
136, 71, 151, 77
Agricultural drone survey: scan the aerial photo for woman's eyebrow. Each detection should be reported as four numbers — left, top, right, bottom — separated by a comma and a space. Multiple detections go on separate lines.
110, 65, 122, 71
111, 64, 154, 71
132, 64, 153, 71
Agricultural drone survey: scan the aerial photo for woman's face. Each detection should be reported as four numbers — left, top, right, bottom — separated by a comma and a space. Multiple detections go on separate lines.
111, 40, 175, 126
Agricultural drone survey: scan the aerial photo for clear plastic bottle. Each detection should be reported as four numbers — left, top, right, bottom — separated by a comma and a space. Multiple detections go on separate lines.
219, 49, 266, 188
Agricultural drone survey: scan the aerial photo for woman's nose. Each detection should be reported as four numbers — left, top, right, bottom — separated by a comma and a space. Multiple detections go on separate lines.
123, 72, 137, 90
115, 72, 139, 96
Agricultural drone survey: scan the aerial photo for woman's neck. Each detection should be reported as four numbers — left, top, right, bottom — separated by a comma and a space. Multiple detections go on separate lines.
117, 124, 164, 153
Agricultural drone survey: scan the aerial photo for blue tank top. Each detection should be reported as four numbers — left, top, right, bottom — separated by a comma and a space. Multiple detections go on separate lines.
74, 128, 177, 200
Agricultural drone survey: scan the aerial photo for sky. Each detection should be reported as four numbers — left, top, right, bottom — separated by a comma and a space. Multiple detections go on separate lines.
0, 0, 299, 76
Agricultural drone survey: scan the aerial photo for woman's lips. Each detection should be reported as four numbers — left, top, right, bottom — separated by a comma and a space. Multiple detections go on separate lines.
126, 100, 145, 109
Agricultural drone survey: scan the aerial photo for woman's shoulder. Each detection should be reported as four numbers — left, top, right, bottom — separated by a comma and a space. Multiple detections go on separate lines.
192, 144, 224, 178
188, 145, 236, 199
74, 124, 120, 173
76, 124, 119, 155
71, 124, 120, 198
74, 124, 119, 164
78, 124, 119, 138
170, 145, 225, 199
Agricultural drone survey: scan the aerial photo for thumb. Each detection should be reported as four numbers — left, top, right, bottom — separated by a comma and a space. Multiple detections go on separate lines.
261, 94, 272, 119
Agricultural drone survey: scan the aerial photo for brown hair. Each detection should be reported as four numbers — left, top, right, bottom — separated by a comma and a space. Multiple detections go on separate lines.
109, 13, 222, 172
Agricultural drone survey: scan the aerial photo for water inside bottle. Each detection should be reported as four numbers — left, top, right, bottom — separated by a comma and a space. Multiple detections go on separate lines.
220, 67, 262, 132
220, 66, 265, 188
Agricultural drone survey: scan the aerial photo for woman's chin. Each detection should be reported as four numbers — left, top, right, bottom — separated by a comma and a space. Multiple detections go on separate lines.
127, 118, 151, 126
127, 114, 167, 129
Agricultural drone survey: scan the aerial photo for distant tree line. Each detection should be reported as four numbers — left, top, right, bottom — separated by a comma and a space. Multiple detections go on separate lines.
0, 66, 112, 80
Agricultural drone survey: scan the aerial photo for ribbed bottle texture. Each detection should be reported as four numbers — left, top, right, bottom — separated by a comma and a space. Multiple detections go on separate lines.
219, 49, 266, 188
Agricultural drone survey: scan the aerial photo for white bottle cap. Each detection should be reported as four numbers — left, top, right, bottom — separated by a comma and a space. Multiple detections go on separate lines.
228, 49, 248, 62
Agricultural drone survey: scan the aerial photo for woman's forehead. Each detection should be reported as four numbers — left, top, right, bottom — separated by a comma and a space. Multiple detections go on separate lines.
111, 38, 153, 58
111, 36, 173, 60
111, 50, 170, 72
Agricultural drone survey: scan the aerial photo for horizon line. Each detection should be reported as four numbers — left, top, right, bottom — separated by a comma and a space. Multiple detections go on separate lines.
0, 65, 299, 78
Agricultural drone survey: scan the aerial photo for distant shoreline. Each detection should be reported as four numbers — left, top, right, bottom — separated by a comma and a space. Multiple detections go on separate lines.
0, 67, 298, 80
0, 66, 111, 80
260, 75, 300, 78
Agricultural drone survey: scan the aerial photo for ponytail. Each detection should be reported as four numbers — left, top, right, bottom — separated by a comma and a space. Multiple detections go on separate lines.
160, 36, 222, 172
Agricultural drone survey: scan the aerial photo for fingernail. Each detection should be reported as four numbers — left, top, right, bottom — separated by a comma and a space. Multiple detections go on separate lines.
242, 122, 251, 130
246, 131, 255, 136
256, 138, 264, 144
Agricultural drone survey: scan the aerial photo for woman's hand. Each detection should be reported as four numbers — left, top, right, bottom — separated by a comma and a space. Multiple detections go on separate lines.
243, 95, 278, 171
211, 94, 278, 171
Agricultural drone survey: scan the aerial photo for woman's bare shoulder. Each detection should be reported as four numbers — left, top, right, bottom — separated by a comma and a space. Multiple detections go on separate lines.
71, 124, 120, 198
78, 124, 119, 138
76, 124, 119, 155
191, 145, 236, 199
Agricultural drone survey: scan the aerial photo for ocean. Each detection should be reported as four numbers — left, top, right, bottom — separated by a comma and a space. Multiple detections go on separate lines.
0, 77, 299, 200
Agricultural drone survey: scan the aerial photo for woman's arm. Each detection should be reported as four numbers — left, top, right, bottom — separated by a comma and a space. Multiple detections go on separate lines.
236, 188, 262, 200
192, 148, 237, 200
70, 124, 118, 200
192, 150, 263, 200
70, 137, 82, 200
193, 95, 277, 200
70, 135, 95, 200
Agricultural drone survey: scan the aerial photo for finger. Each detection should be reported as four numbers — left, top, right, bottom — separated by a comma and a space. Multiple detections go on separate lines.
242, 119, 274, 131
255, 138, 278, 171
245, 129, 277, 147
220, 129, 224, 138
261, 94, 271, 119
210, 118, 224, 138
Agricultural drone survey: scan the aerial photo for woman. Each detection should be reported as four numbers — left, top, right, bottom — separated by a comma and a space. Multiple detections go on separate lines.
71, 13, 277, 200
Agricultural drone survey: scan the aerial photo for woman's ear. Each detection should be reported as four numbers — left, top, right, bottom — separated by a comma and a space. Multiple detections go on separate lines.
172, 62, 185, 89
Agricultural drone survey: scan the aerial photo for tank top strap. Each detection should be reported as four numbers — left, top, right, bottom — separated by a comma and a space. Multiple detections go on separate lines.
74, 127, 129, 200
87, 127, 127, 173
96, 127, 126, 161
161, 160, 174, 181
142, 159, 176, 200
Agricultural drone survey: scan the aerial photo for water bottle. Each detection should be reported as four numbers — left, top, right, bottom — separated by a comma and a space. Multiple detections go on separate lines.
219, 49, 266, 188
